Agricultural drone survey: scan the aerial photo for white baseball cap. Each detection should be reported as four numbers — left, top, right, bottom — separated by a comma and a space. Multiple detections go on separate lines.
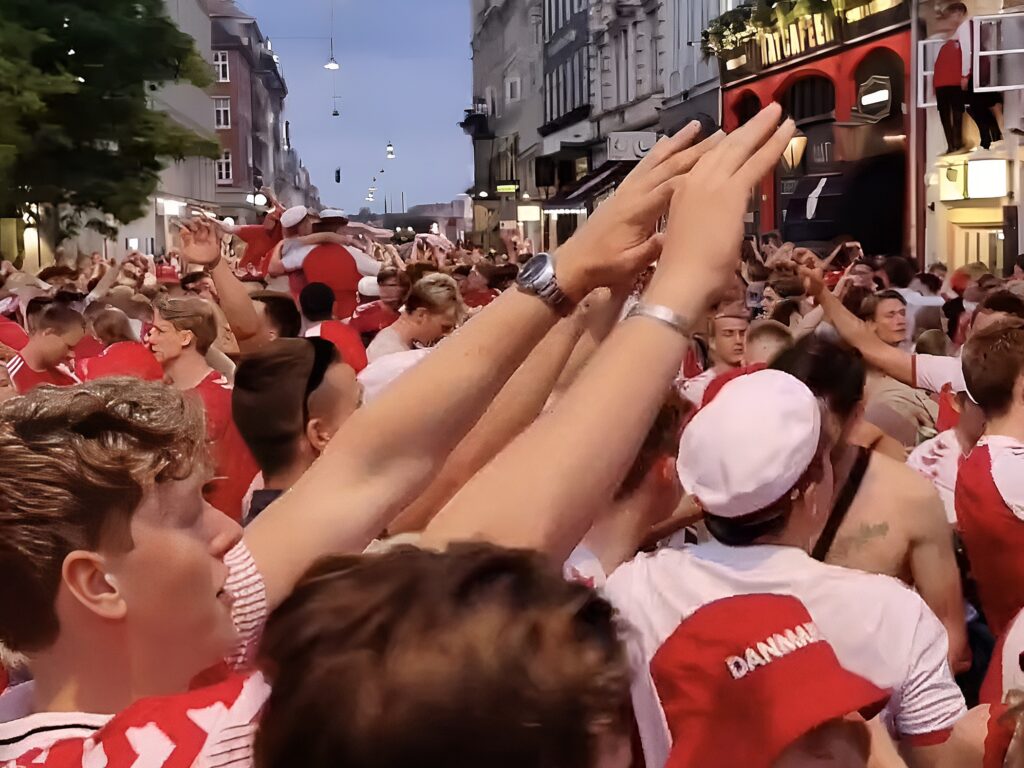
357, 349, 431, 403
677, 369, 821, 518
320, 208, 348, 221
280, 205, 310, 229
358, 276, 380, 298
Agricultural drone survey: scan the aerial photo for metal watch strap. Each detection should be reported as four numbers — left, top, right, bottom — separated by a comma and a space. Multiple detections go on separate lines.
625, 302, 691, 336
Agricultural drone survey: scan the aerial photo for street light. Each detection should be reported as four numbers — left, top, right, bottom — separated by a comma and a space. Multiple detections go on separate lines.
386, 142, 396, 159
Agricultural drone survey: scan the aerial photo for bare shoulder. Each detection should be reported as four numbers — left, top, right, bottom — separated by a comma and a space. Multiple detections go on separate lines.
867, 451, 942, 505
867, 452, 950, 540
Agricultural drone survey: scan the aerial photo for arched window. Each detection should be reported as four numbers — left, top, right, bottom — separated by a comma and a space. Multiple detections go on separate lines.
779, 75, 836, 123
734, 91, 761, 127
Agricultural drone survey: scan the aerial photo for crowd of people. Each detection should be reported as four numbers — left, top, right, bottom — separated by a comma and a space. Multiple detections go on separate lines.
3, 103, 1024, 767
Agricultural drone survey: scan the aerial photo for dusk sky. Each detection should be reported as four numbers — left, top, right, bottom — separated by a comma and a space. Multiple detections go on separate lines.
236, 0, 473, 214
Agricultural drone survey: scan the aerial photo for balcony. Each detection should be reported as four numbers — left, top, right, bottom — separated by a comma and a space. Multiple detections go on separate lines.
703, 0, 910, 86
459, 103, 494, 140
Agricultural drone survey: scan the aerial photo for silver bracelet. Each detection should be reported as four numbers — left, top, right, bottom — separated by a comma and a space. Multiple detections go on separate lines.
625, 302, 691, 336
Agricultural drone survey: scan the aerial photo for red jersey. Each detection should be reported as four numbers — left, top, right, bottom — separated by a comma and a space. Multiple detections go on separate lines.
955, 437, 1024, 636
73, 335, 105, 361
0, 317, 28, 351
6, 354, 79, 393
237, 223, 282, 274
349, 300, 400, 336
0, 542, 269, 767
303, 244, 361, 319
307, 321, 368, 373
462, 288, 500, 309
191, 371, 259, 523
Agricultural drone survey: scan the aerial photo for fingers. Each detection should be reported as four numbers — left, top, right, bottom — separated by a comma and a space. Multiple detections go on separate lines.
629, 120, 702, 181
734, 117, 795, 190
645, 130, 725, 191
700, 103, 785, 180
622, 232, 665, 273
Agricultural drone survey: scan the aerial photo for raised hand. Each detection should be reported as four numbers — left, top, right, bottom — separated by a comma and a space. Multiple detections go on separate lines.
555, 121, 723, 299
647, 103, 795, 313
178, 218, 221, 266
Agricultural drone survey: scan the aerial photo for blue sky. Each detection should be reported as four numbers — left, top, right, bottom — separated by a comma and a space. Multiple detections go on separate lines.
236, 0, 473, 213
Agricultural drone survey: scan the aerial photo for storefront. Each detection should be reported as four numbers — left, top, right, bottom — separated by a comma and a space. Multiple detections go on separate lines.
708, 0, 912, 253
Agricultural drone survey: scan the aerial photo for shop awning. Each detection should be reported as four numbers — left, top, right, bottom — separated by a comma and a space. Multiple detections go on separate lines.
543, 161, 636, 209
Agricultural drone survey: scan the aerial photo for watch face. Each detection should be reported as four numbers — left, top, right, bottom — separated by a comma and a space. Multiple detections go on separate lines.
518, 253, 549, 288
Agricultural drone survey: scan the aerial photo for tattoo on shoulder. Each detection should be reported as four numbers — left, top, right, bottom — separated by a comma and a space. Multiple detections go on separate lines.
829, 522, 891, 559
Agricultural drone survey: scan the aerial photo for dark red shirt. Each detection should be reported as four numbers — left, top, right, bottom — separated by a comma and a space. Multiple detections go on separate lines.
462, 288, 500, 309
309, 321, 368, 373
302, 244, 362, 319
0, 316, 28, 351
190, 371, 259, 523
237, 223, 283, 274
349, 300, 400, 335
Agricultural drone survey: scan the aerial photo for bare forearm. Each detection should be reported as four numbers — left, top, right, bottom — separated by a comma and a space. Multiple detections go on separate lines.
422, 285, 706, 561
398, 314, 586, 534
247, 288, 561, 605
819, 289, 913, 383
210, 260, 266, 345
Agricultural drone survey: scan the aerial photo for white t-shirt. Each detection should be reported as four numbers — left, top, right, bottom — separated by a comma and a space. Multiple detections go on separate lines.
907, 429, 963, 524
604, 542, 966, 768
366, 325, 412, 362
0, 542, 269, 765
563, 544, 606, 589
913, 353, 966, 394
677, 368, 717, 407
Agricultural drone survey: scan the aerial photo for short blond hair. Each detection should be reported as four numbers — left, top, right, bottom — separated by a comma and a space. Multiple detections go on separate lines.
155, 295, 219, 354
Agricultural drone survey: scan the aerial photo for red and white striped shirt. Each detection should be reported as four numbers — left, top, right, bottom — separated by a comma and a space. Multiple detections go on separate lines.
0, 542, 267, 768
5, 355, 79, 394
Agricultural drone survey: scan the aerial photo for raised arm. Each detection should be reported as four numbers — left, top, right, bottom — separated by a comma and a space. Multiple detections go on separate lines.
238, 120, 712, 608
389, 308, 589, 535
422, 104, 795, 561
806, 268, 916, 385
178, 222, 270, 352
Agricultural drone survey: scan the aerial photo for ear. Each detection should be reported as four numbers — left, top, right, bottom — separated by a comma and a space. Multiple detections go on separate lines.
179, 329, 196, 349
305, 417, 333, 453
61, 551, 127, 621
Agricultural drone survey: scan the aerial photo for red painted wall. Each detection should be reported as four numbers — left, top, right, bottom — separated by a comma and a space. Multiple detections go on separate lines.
721, 29, 912, 233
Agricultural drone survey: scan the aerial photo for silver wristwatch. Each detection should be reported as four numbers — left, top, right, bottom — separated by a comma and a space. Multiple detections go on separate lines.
515, 252, 573, 315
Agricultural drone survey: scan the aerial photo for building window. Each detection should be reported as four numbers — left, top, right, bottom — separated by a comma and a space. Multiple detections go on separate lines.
214, 97, 231, 129
216, 150, 232, 184
213, 51, 229, 82
505, 76, 521, 104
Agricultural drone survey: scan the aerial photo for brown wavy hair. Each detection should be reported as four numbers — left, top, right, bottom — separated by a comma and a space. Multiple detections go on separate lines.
0, 379, 207, 652
256, 544, 632, 768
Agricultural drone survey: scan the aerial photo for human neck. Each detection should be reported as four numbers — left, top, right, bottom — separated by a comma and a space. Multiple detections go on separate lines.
985, 409, 1024, 443
163, 350, 212, 390
31, 630, 187, 715
20, 339, 54, 371
714, 360, 740, 374
391, 314, 419, 345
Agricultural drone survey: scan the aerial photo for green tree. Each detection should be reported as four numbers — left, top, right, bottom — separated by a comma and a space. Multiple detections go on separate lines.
0, 0, 219, 239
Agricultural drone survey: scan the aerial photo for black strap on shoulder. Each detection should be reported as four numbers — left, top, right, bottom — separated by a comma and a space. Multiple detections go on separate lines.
812, 446, 872, 562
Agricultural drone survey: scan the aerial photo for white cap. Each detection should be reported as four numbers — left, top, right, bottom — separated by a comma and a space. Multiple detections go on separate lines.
320, 208, 348, 220
281, 206, 309, 229
357, 349, 431, 403
358, 276, 380, 298
677, 369, 821, 518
